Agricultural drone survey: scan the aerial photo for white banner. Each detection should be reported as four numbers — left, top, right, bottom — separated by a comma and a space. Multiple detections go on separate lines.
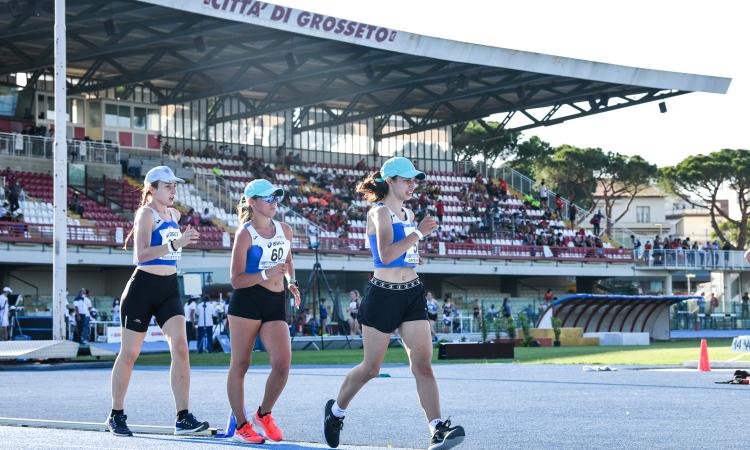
106, 325, 166, 343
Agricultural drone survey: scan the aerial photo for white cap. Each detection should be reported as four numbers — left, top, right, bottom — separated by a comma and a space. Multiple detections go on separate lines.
144, 166, 184, 184
2, 287, 11, 293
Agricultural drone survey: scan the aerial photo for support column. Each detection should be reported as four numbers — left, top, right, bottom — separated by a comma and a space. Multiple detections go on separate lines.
52, 0, 68, 341
664, 273, 673, 296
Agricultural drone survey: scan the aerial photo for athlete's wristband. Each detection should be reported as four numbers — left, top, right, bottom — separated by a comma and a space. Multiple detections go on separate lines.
261, 269, 269, 281
412, 229, 425, 240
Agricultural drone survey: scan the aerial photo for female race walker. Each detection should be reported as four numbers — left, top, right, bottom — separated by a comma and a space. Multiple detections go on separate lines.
107, 166, 209, 437
322, 157, 465, 450
227, 179, 301, 444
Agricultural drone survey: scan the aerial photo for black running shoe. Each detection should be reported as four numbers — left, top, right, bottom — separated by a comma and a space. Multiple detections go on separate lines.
429, 419, 465, 450
322, 399, 344, 448
106, 412, 133, 437
174, 412, 209, 435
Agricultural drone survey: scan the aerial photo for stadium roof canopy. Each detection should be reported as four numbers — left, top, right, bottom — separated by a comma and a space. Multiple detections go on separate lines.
1, 0, 731, 142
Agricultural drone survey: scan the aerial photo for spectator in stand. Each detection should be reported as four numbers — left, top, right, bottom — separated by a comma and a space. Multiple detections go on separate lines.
189, 209, 201, 227
70, 192, 84, 215
742, 292, 749, 318
590, 210, 603, 236
0, 202, 9, 221
554, 194, 564, 217
568, 203, 577, 227
7, 180, 20, 213
200, 207, 213, 225
539, 180, 549, 209
435, 198, 445, 223
355, 158, 367, 170
722, 241, 732, 266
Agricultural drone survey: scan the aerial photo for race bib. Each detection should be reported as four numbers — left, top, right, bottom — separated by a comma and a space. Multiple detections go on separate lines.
159, 228, 182, 261
403, 224, 420, 264
258, 239, 288, 269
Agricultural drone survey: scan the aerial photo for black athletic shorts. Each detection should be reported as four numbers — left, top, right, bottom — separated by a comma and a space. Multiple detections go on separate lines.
427, 313, 438, 322
120, 270, 183, 332
228, 284, 286, 322
359, 277, 428, 334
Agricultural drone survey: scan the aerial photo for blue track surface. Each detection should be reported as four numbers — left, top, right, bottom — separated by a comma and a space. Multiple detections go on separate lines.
1, 363, 749, 449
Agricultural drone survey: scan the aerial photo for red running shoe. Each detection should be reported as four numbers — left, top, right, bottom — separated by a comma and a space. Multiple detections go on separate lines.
253, 410, 284, 441
231, 421, 266, 444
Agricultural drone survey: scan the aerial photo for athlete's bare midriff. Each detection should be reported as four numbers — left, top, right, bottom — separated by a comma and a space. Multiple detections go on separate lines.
372, 266, 418, 283
136, 265, 177, 276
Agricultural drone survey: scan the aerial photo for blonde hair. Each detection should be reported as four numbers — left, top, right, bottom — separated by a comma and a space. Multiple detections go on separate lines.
237, 197, 254, 224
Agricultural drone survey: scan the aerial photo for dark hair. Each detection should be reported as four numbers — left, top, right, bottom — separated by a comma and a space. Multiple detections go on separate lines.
237, 197, 254, 224
356, 171, 389, 203
124, 181, 161, 250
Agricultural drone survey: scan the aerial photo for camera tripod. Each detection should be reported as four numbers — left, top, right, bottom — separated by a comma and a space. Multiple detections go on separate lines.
300, 246, 349, 340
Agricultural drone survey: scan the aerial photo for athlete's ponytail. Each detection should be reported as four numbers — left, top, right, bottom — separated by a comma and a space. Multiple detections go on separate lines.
237, 196, 254, 224
356, 171, 389, 203
123, 181, 160, 250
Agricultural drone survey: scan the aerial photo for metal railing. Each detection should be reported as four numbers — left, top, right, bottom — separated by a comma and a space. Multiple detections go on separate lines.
192, 172, 235, 213
489, 165, 646, 247
634, 249, 750, 271
0, 221, 232, 250
0, 131, 120, 165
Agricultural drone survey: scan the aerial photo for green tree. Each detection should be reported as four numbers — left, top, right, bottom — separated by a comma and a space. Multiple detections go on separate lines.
453, 120, 520, 169
506, 135, 553, 179
534, 147, 657, 235
661, 149, 750, 248
596, 153, 658, 237
533, 145, 603, 212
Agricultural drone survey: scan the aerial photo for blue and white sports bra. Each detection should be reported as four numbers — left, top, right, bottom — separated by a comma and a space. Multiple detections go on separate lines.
243, 220, 291, 274
368, 205, 419, 269
136, 206, 181, 266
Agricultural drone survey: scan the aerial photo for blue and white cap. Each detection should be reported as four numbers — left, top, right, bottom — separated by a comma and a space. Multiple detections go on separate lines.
144, 166, 184, 184
243, 179, 284, 199
380, 157, 426, 180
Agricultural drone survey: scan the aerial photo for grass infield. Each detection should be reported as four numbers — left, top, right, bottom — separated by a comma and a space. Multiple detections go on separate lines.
77, 338, 750, 367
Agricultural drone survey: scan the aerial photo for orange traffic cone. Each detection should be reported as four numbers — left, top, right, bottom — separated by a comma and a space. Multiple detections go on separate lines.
698, 338, 711, 372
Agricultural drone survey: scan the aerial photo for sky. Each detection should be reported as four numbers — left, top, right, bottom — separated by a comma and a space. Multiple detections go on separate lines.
270, 0, 748, 167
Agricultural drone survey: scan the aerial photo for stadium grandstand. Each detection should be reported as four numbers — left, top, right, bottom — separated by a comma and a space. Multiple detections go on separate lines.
0, 0, 746, 349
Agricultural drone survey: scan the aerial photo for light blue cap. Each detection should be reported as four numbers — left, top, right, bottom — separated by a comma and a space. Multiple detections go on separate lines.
144, 166, 184, 184
380, 157, 426, 180
243, 179, 284, 199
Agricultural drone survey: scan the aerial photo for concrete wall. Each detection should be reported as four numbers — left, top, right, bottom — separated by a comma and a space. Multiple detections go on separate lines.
594, 196, 669, 237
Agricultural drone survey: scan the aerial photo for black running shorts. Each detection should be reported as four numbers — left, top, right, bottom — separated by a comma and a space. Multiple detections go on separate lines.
228, 284, 286, 322
359, 277, 428, 334
120, 270, 183, 332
